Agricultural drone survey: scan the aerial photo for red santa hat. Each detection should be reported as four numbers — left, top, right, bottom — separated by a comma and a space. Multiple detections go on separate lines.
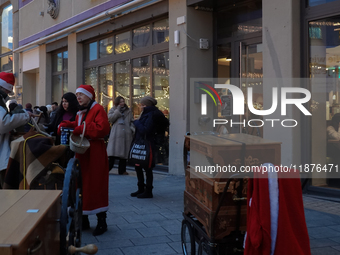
76, 85, 95, 100
0, 72, 15, 94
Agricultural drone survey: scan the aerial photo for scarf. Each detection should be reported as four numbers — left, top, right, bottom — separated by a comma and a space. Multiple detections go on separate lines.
0, 90, 8, 112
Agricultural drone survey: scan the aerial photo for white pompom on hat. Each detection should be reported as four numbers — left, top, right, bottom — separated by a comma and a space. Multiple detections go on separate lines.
0, 72, 15, 95
76, 84, 95, 100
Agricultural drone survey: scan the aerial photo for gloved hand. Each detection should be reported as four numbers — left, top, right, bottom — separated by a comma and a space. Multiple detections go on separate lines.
72, 125, 84, 136
57, 122, 69, 135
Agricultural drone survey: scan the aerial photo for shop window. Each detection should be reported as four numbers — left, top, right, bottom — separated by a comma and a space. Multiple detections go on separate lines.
0, 5, 13, 72
51, 49, 68, 103
98, 65, 113, 112
84, 67, 98, 97
99, 37, 114, 58
153, 19, 169, 44
114, 60, 130, 106
132, 56, 150, 117
309, 16, 340, 189
308, 0, 338, 7
115, 31, 131, 54
133, 25, 150, 49
152, 52, 169, 117
85, 42, 98, 61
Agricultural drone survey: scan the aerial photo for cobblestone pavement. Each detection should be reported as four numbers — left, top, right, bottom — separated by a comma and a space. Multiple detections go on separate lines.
81, 169, 340, 255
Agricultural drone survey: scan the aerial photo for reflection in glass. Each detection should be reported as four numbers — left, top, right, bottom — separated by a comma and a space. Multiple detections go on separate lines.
63, 51, 68, 70
53, 53, 63, 72
114, 60, 130, 107
241, 43, 263, 137
1, 5, 12, 54
153, 19, 169, 44
85, 67, 98, 98
153, 52, 169, 166
52, 75, 62, 104
99, 65, 113, 112
217, 1, 262, 38
63, 73, 68, 94
309, 16, 340, 190
153, 52, 169, 116
115, 31, 131, 54
85, 42, 98, 61
132, 57, 150, 117
99, 37, 114, 58
1, 55, 12, 71
308, 0, 337, 7
133, 25, 150, 49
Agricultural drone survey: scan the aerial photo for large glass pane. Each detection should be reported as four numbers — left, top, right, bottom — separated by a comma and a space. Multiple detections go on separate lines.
241, 43, 263, 137
153, 19, 169, 44
308, 0, 338, 7
63, 73, 68, 94
153, 52, 169, 116
85, 67, 98, 98
153, 52, 169, 166
0, 5, 13, 54
63, 51, 68, 70
115, 31, 131, 54
309, 16, 340, 190
132, 56, 150, 118
114, 60, 130, 107
53, 53, 62, 72
85, 42, 98, 61
1, 55, 12, 71
217, 0, 262, 38
52, 75, 62, 104
99, 37, 114, 58
99, 64, 113, 112
133, 25, 150, 49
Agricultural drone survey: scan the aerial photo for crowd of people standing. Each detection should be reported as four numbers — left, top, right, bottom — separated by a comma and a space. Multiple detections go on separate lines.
0, 72, 169, 237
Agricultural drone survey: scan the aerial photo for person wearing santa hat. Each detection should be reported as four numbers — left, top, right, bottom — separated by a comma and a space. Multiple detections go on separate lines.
58, 84, 110, 236
0, 72, 31, 188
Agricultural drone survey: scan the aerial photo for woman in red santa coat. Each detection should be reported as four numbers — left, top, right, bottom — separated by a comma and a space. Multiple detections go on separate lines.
58, 84, 110, 236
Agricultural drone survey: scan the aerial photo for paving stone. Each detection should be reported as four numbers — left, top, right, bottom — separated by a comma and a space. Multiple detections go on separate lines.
117, 222, 147, 230
96, 229, 143, 242
308, 227, 340, 239
123, 213, 167, 223
311, 247, 340, 255
121, 243, 177, 255
167, 241, 182, 253
130, 235, 171, 246
310, 238, 340, 248
334, 246, 340, 252
167, 234, 181, 242
162, 223, 182, 235
95, 248, 124, 255
137, 226, 170, 237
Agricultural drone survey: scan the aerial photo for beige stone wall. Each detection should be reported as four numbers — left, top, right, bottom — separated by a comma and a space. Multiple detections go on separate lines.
19, 0, 109, 41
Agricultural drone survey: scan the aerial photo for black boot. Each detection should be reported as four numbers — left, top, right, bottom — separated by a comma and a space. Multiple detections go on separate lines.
93, 212, 107, 236
130, 182, 145, 197
82, 215, 90, 230
137, 185, 153, 198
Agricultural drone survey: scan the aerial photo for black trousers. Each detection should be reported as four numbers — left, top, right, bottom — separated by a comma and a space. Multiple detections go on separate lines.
108, 156, 127, 174
135, 165, 153, 191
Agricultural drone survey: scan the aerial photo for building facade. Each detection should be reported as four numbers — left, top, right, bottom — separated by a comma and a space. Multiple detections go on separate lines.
9, 0, 340, 196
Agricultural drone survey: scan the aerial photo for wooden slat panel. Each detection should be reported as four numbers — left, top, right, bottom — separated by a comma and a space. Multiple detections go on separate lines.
0, 191, 28, 217
0, 245, 13, 255
0, 190, 61, 246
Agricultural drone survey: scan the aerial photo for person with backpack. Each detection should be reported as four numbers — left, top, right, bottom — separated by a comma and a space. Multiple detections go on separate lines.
130, 96, 169, 199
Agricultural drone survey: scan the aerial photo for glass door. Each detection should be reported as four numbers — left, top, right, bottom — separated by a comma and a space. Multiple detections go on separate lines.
239, 40, 263, 137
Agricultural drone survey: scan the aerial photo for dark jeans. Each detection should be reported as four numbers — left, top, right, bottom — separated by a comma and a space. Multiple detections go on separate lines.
108, 156, 127, 174
135, 165, 153, 191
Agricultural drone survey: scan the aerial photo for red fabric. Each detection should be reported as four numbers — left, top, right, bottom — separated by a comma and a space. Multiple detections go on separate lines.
274, 172, 311, 255
72, 125, 83, 136
57, 120, 74, 135
245, 169, 311, 255
76, 84, 95, 100
245, 171, 271, 255
61, 104, 110, 214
